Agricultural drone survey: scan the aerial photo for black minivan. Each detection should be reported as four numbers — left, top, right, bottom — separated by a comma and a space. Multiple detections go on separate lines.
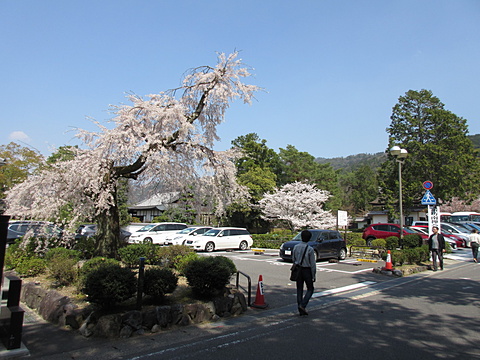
279, 229, 347, 262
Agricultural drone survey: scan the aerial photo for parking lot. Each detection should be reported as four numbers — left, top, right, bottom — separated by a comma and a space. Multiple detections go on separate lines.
201, 246, 474, 309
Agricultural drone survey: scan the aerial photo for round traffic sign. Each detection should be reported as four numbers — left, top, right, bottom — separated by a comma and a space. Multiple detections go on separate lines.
423, 181, 433, 190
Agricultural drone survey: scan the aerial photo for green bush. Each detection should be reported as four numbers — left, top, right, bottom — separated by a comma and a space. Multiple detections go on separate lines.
403, 234, 422, 249
344, 232, 364, 246
390, 249, 405, 266
385, 236, 399, 250
370, 238, 386, 248
155, 245, 196, 269
143, 267, 178, 302
175, 251, 200, 275
184, 256, 237, 299
388, 245, 430, 266
349, 237, 366, 247
45, 248, 81, 286
73, 236, 97, 259
15, 257, 47, 277
45, 247, 81, 261
83, 265, 137, 308
118, 244, 158, 267
252, 232, 293, 249
80, 257, 121, 277
4, 242, 30, 270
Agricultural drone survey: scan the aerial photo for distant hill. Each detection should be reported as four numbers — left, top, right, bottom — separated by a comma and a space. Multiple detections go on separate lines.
469, 134, 480, 150
316, 134, 479, 172
316, 152, 386, 172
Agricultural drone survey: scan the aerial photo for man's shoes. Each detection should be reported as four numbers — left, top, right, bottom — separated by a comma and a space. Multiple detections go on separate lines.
433, 269, 437, 272
474, 259, 477, 263
298, 306, 308, 316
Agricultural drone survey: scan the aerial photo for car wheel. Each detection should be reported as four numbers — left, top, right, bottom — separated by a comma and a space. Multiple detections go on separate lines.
205, 242, 215, 252
366, 237, 375, 246
143, 237, 153, 244
239, 241, 248, 251
314, 250, 319, 262
338, 247, 347, 260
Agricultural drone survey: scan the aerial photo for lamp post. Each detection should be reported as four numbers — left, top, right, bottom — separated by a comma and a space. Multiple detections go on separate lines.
390, 146, 408, 241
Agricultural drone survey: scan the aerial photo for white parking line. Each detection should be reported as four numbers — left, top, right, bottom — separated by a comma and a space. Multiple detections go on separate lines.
311, 281, 376, 298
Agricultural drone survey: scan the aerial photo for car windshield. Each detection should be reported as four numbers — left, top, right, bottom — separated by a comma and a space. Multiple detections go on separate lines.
404, 227, 416, 234
137, 224, 157, 232
203, 229, 221, 237
178, 227, 197, 234
467, 223, 480, 231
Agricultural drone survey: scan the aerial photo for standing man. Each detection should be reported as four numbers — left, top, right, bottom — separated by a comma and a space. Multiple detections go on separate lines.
428, 226, 446, 271
292, 230, 316, 316
468, 229, 480, 263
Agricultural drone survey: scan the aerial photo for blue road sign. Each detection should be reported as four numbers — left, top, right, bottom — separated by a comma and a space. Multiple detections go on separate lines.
421, 190, 436, 205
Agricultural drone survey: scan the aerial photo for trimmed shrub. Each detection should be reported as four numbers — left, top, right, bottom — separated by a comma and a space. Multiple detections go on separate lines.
118, 244, 157, 267
370, 238, 386, 248
4, 241, 30, 270
252, 231, 294, 249
73, 236, 97, 259
350, 237, 366, 247
403, 234, 422, 249
385, 236, 399, 250
80, 257, 121, 277
344, 232, 364, 246
143, 267, 178, 302
175, 251, 200, 275
83, 265, 137, 308
184, 256, 237, 299
155, 245, 196, 269
45, 248, 81, 286
15, 257, 47, 277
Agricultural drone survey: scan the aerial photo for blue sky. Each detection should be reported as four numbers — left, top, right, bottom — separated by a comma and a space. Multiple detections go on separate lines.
2, 0, 479, 158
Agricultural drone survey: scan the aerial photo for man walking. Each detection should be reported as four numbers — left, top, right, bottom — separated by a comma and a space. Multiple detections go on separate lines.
428, 226, 445, 271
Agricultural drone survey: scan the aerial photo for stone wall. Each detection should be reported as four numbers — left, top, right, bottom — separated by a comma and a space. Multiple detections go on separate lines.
20, 282, 248, 338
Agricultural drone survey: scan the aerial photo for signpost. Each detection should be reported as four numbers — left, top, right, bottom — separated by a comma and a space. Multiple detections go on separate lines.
421, 181, 439, 235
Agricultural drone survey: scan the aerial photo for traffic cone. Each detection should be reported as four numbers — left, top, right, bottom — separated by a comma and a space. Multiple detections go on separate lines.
383, 250, 393, 271
251, 275, 268, 309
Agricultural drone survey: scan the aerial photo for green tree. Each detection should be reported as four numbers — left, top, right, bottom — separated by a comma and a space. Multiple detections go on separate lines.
277, 145, 341, 210
339, 165, 378, 214
379, 89, 480, 219
0, 142, 44, 200
227, 134, 279, 231
46, 145, 77, 164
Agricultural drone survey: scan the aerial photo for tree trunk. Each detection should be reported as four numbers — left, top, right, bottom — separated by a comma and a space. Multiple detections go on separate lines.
95, 180, 122, 258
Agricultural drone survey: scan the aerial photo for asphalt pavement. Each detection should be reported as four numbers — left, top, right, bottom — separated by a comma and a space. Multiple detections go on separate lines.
4, 247, 479, 359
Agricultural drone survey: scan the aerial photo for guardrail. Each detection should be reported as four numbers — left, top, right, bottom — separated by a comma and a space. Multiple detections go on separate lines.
235, 271, 252, 306
348, 245, 384, 259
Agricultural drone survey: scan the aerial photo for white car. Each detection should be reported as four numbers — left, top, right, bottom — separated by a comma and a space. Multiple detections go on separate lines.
164, 226, 213, 246
128, 222, 188, 244
185, 227, 253, 252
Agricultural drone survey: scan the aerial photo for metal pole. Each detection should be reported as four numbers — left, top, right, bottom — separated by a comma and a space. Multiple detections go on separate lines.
398, 160, 404, 243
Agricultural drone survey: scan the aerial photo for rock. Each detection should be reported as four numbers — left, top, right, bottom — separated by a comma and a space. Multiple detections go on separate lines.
122, 310, 143, 330
120, 325, 134, 338
94, 314, 122, 338
38, 290, 71, 324
151, 324, 161, 333
156, 306, 172, 328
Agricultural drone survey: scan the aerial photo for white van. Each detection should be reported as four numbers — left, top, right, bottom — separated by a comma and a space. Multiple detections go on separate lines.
128, 222, 188, 244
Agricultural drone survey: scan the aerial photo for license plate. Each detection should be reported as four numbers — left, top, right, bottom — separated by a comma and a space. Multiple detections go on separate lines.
285, 250, 291, 255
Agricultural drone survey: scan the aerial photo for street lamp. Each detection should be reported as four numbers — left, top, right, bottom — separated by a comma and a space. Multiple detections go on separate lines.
390, 146, 408, 241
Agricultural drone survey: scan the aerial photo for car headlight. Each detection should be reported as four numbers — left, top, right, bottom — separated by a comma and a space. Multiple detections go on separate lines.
280, 243, 284, 250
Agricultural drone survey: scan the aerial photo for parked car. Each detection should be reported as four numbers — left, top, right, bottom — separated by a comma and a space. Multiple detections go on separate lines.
410, 226, 459, 250
184, 227, 253, 252
164, 226, 213, 246
410, 224, 465, 248
6, 228, 24, 244
362, 223, 419, 245
8, 220, 64, 243
279, 229, 347, 262
128, 223, 188, 244
75, 224, 132, 243
412, 221, 471, 246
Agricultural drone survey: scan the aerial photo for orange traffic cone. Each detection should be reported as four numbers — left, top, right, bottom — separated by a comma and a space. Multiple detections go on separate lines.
251, 275, 268, 309
383, 250, 393, 271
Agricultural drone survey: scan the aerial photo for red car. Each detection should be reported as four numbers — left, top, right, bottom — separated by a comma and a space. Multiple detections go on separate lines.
362, 223, 420, 245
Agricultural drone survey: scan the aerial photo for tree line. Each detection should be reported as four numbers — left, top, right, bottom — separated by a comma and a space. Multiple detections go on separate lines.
1, 52, 479, 257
